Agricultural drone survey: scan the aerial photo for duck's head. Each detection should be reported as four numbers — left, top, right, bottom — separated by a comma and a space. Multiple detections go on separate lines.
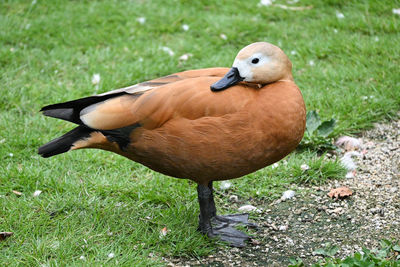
211, 42, 293, 91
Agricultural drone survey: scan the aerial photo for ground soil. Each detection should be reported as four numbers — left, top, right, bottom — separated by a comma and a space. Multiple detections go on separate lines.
165, 119, 400, 266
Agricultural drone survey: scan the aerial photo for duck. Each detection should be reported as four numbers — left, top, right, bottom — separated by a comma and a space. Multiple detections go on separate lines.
38, 42, 306, 247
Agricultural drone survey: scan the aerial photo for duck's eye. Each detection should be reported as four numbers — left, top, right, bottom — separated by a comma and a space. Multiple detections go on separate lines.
251, 58, 259, 64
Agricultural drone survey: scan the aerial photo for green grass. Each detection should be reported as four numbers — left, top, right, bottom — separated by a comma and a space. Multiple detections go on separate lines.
1, 0, 399, 265
289, 240, 400, 266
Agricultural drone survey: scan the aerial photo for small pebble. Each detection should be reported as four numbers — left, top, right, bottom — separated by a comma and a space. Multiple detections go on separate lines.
33, 190, 42, 197
393, 8, 400, 15
345, 171, 355, 179
278, 225, 288, 231
281, 190, 295, 200
229, 195, 238, 202
182, 24, 189, 31
91, 74, 100, 85
219, 181, 232, 190
136, 17, 146, 24
300, 164, 310, 171
336, 12, 345, 19
259, 0, 273, 7
238, 204, 261, 213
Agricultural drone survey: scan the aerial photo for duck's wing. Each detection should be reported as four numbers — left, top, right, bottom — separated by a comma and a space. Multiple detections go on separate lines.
39, 67, 258, 156
40, 67, 230, 128
98, 68, 230, 97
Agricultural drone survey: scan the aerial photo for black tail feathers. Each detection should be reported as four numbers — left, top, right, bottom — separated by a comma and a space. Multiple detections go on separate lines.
38, 126, 93, 158
40, 92, 127, 125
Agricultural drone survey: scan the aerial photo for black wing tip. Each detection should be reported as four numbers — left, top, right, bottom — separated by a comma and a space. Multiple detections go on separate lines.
40, 103, 60, 112
38, 150, 54, 158
38, 126, 93, 158
38, 143, 70, 158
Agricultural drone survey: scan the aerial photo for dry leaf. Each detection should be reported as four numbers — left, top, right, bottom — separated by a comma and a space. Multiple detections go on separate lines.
336, 136, 362, 151
274, 4, 313, 10
328, 186, 353, 199
12, 190, 22, 196
0, 232, 13, 241
160, 227, 168, 238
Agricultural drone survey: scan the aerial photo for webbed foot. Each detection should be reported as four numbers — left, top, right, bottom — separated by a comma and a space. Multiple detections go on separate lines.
210, 214, 257, 247
197, 183, 258, 247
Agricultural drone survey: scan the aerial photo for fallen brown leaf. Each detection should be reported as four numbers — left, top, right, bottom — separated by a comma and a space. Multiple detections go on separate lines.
0, 232, 13, 241
335, 136, 362, 151
12, 190, 22, 196
160, 227, 168, 238
328, 186, 353, 199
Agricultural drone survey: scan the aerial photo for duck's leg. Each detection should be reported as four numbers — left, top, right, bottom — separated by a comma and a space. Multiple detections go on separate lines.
208, 182, 258, 228
197, 182, 257, 247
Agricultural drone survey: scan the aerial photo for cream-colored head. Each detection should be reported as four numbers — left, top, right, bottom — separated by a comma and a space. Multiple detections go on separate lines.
233, 42, 293, 84
211, 42, 293, 91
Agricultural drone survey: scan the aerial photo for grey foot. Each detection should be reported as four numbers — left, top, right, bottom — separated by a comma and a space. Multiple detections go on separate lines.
208, 214, 258, 247
213, 214, 258, 228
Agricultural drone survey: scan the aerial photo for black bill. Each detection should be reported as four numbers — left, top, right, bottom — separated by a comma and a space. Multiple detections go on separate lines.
210, 67, 244, 92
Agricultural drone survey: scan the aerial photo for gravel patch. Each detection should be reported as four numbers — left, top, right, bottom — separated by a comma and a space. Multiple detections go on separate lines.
165, 119, 400, 266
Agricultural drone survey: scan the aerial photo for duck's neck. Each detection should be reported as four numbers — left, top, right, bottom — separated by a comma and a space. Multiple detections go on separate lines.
279, 72, 294, 82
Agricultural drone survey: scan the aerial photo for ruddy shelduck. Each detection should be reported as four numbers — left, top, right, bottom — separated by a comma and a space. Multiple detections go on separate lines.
39, 42, 306, 247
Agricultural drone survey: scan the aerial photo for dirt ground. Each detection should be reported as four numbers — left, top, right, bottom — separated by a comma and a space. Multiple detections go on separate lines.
165, 119, 400, 266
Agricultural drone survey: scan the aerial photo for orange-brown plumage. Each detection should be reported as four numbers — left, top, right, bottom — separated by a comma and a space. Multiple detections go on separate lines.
39, 42, 306, 246
72, 74, 305, 185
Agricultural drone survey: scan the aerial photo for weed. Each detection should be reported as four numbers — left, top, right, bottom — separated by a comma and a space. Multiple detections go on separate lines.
299, 110, 337, 152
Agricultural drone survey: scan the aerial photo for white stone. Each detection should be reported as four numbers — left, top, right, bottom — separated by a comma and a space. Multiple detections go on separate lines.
182, 24, 189, 31
340, 151, 361, 170
279, 225, 288, 231
259, 0, 273, 6
91, 74, 100, 85
271, 163, 279, 169
336, 12, 345, 19
179, 53, 192, 61
281, 190, 295, 200
300, 164, 310, 171
220, 181, 232, 190
136, 17, 146, 24
229, 195, 238, 202
160, 46, 175, 56
238, 205, 261, 213
33, 190, 42, 197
